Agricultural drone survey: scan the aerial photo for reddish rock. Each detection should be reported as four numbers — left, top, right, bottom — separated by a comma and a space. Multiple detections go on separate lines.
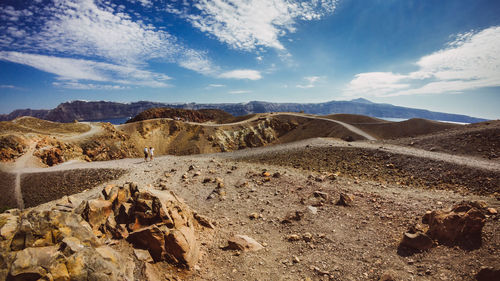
426, 203, 485, 247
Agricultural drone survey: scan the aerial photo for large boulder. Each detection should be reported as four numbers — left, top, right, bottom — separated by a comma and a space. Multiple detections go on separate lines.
82, 183, 200, 269
425, 202, 486, 248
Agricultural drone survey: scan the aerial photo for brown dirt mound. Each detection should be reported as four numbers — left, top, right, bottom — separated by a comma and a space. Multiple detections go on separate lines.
323, 113, 389, 124
356, 118, 460, 139
273, 115, 365, 143
0, 116, 90, 134
388, 120, 500, 160
21, 168, 126, 208
126, 107, 253, 124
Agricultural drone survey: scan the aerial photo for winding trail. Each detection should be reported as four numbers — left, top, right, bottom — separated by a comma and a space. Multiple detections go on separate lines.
61, 122, 103, 141
179, 113, 377, 140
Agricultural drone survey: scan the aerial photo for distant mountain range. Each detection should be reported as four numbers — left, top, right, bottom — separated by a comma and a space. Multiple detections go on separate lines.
0, 98, 487, 123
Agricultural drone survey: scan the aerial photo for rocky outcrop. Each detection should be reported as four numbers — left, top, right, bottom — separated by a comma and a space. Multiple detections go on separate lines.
0, 209, 134, 281
0, 182, 203, 280
126, 107, 235, 124
80, 183, 200, 268
425, 202, 486, 248
0, 135, 27, 162
399, 201, 488, 252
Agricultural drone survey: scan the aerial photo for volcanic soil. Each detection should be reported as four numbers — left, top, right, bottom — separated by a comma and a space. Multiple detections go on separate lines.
7, 137, 499, 281
1, 113, 499, 280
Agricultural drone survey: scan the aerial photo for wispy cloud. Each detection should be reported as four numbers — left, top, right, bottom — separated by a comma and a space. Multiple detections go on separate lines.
52, 82, 130, 90
167, 0, 337, 51
219, 69, 262, 80
0, 84, 16, 89
0, 0, 215, 81
0, 51, 171, 88
229, 90, 251, 94
206, 84, 226, 89
296, 76, 321, 88
344, 26, 500, 97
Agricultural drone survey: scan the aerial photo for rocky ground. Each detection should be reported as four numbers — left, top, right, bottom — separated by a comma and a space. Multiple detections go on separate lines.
2, 137, 499, 281
386, 120, 500, 161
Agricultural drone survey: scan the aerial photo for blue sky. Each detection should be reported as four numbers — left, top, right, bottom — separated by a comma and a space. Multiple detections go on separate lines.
0, 0, 499, 119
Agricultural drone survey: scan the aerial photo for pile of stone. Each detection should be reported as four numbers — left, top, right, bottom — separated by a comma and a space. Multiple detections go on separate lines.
0, 182, 202, 280
400, 201, 494, 251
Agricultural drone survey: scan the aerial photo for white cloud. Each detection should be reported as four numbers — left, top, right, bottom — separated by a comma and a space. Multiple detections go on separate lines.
206, 84, 226, 89
0, 0, 214, 76
167, 0, 337, 51
0, 51, 171, 88
229, 90, 251, 94
52, 82, 130, 90
0, 84, 16, 89
296, 76, 321, 88
219, 69, 262, 80
344, 26, 500, 97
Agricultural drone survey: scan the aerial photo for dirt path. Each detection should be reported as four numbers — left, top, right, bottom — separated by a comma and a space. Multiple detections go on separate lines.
61, 122, 103, 141
10, 143, 38, 209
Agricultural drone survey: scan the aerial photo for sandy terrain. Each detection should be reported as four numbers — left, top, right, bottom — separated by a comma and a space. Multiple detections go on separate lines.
1, 113, 499, 280
2, 135, 498, 280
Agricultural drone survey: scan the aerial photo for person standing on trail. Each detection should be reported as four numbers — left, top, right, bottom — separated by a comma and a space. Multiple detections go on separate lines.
149, 146, 155, 161
144, 146, 149, 161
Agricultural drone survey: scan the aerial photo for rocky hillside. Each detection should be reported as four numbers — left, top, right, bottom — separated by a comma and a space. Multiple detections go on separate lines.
126, 107, 244, 124
0, 99, 487, 123
0, 114, 367, 166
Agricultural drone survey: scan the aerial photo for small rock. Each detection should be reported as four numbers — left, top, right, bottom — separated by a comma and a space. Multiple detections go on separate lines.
303, 232, 313, 242
227, 235, 263, 252
400, 232, 433, 251
134, 249, 153, 263
249, 213, 259, 220
307, 206, 318, 215
337, 193, 354, 206
292, 256, 300, 263
282, 211, 304, 223
313, 191, 328, 200
287, 234, 301, 241
487, 207, 497, 215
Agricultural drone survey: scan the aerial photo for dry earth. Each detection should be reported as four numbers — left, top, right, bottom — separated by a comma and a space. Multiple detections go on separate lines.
1, 114, 499, 280
2, 136, 499, 280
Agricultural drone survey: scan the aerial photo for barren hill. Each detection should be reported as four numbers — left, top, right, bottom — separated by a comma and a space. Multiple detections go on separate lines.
0, 113, 484, 168
387, 120, 500, 160
126, 107, 249, 124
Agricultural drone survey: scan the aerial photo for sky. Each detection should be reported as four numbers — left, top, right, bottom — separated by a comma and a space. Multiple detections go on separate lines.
0, 0, 499, 119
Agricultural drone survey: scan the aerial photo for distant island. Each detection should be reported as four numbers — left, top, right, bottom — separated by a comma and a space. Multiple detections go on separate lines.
0, 98, 487, 124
